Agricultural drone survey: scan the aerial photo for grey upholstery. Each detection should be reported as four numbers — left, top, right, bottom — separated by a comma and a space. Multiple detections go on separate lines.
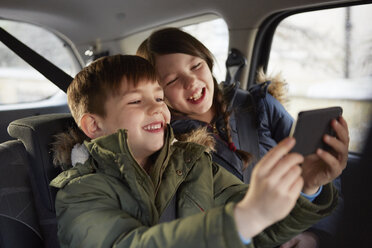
8, 113, 75, 248
0, 140, 43, 248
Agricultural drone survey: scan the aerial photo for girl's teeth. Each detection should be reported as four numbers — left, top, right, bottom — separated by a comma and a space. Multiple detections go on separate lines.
189, 90, 202, 100
144, 123, 161, 130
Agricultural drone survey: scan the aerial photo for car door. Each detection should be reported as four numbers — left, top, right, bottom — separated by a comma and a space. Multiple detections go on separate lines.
251, 4, 372, 245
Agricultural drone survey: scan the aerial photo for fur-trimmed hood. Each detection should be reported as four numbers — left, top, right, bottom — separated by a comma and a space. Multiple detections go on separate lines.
51, 127, 88, 170
256, 67, 289, 105
176, 126, 215, 153
222, 68, 289, 114
52, 126, 215, 170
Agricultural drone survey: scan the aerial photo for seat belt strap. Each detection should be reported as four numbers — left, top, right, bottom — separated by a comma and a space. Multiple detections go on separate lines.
234, 90, 260, 183
0, 27, 73, 92
224, 48, 247, 87
225, 48, 260, 183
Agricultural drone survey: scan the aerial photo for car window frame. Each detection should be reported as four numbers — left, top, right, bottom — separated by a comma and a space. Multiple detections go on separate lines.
248, 1, 372, 156
247, 1, 371, 88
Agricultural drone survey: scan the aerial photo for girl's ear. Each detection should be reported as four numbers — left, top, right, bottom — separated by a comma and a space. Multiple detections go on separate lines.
80, 113, 104, 139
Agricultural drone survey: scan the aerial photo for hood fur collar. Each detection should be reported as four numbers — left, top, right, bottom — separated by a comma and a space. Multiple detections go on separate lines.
175, 126, 215, 153
51, 127, 87, 170
256, 67, 289, 105
52, 126, 215, 169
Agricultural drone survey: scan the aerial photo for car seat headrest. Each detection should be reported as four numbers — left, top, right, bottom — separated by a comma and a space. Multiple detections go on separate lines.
8, 113, 75, 212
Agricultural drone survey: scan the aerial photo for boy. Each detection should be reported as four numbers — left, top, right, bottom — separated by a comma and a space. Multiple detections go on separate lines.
51, 55, 339, 248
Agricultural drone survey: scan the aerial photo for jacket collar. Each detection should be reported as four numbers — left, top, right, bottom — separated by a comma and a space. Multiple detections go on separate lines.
84, 125, 174, 182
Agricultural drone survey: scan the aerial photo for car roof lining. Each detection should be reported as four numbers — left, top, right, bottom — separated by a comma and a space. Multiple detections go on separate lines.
0, 0, 360, 47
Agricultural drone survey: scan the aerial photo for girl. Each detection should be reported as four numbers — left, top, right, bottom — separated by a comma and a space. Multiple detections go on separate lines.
137, 27, 349, 247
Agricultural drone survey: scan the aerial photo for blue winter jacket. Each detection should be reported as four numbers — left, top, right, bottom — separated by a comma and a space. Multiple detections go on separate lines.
172, 81, 293, 182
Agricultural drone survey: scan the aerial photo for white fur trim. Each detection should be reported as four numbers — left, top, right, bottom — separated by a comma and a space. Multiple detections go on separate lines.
71, 143, 89, 167
171, 138, 178, 145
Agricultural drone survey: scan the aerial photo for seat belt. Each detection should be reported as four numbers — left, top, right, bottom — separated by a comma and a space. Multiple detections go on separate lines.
234, 91, 260, 183
224, 48, 247, 87
225, 48, 260, 183
0, 27, 73, 92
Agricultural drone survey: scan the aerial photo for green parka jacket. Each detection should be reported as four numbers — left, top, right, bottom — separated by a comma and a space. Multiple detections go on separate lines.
50, 126, 338, 248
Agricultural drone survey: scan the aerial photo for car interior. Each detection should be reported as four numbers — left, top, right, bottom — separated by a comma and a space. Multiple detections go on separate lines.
0, 0, 371, 247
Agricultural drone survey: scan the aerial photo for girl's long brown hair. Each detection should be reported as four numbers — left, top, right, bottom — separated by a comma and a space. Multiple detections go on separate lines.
137, 28, 252, 167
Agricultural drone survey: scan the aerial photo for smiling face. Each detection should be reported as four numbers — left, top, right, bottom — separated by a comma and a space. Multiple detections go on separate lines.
155, 53, 215, 123
99, 78, 171, 166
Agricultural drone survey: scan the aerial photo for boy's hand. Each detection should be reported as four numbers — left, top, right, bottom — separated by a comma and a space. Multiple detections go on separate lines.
234, 137, 304, 240
301, 116, 349, 194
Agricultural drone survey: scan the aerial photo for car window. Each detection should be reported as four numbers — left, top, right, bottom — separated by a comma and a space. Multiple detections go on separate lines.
268, 4, 372, 153
182, 18, 229, 83
119, 17, 228, 84
0, 20, 80, 105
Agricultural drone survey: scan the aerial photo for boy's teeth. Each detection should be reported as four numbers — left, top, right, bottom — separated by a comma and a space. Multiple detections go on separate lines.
144, 123, 161, 130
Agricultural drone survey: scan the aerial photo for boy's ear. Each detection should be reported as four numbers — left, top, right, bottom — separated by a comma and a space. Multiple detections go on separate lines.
80, 113, 104, 139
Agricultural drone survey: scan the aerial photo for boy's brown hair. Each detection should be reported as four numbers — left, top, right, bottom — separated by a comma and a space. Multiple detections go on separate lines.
68, 54, 158, 126
53, 55, 158, 169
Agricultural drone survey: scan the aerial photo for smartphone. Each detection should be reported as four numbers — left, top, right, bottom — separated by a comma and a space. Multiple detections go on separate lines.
289, 106, 343, 156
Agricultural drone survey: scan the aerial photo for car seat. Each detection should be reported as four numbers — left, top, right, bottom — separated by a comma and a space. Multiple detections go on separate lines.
7, 113, 75, 248
0, 140, 43, 248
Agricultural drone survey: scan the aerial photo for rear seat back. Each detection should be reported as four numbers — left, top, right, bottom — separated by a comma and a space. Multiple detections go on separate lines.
7, 113, 75, 248
0, 140, 43, 248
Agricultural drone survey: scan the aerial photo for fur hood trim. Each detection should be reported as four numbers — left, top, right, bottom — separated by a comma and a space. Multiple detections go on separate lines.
175, 126, 215, 153
256, 68, 289, 104
71, 143, 90, 166
52, 127, 88, 170
52, 126, 215, 169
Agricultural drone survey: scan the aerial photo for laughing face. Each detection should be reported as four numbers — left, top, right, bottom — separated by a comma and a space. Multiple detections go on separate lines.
99, 78, 171, 166
155, 53, 215, 123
